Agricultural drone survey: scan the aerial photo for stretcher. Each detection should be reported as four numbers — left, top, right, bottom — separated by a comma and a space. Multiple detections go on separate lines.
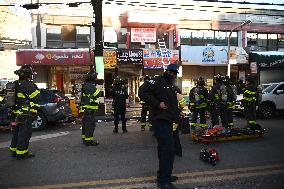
191, 125, 265, 143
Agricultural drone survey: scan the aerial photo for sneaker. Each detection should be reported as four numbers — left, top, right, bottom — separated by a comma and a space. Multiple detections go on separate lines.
85, 141, 99, 146
16, 153, 35, 160
157, 183, 178, 189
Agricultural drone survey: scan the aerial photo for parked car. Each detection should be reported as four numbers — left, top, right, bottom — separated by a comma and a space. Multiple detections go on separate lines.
257, 82, 284, 119
32, 89, 73, 130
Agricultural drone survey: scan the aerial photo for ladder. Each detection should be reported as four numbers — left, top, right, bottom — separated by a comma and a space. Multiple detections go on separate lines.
157, 38, 169, 71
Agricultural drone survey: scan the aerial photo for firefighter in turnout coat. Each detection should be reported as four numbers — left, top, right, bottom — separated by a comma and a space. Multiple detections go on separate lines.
79, 70, 100, 146
10, 65, 42, 160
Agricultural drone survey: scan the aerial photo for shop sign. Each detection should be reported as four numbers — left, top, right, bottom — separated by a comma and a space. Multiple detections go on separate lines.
117, 49, 143, 65
103, 50, 117, 69
131, 28, 156, 43
250, 52, 284, 68
16, 49, 93, 65
250, 62, 257, 74
181, 45, 228, 65
143, 49, 179, 69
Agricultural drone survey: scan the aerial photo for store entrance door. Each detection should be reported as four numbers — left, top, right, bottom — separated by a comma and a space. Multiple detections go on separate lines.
56, 71, 64, 92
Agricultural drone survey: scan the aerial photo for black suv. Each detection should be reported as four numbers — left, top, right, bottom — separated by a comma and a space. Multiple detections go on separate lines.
32, 89, 73, 130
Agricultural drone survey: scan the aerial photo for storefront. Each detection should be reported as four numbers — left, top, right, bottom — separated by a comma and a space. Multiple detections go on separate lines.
16, 49, 93, 94
249, 51, 284, 84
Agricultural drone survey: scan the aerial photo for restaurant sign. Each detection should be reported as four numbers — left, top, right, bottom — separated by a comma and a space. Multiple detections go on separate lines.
131, 28, 156, 43
143, 49, 179, 69
16, 49, 93, 66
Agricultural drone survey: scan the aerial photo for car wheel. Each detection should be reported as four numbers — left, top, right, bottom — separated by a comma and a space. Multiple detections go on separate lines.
32, 111, 47, 130
258, 103, 275, 119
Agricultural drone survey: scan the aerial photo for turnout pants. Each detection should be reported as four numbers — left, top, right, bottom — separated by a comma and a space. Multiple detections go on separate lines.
191, 107, 206, 128
82, 110, 96, 142
244, 102, 257, 126
10, 113, 33, 155
153, 119, 175, 185
140, 106, 149, 128
114, 108, 127, 131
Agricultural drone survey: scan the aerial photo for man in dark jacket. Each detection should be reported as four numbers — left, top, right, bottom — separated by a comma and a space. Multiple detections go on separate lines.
140, 75, 151, 131
10, 65, 42, 160
110, 77, 129, 133
139, 64, 180, 189
79, 70, 100, 146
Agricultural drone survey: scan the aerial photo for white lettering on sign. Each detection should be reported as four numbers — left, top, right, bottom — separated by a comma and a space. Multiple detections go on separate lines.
131, 28, 156, 43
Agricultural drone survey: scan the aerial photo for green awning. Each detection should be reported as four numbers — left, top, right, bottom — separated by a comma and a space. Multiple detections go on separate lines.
249, 52, 284, 68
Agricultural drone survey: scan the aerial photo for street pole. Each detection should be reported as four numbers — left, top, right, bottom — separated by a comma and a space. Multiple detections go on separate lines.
227, 20, 251, 77
90, 0, 103, 73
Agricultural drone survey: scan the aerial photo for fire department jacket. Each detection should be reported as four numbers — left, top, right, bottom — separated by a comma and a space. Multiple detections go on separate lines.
14, 79, 41, 115
79, 82, 100, 112
189, 86, 208, 109
109, 85, 128, 111
243, 83, 257, 105
208, 82, 234, 107
138, 75, 180, 123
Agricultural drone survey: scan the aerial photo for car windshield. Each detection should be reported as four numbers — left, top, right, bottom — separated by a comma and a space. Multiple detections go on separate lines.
263, 83, 278, 93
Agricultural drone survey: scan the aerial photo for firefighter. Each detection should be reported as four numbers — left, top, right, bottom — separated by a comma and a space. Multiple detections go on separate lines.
209, 73, 234, 130
138, 64, 180, 189
140, 75, 151, 131
110, 77, 129, 133
189, 77, 208, 130
10, 65, 42, 160
243, 75, 259, 130
79, 70, 100, 146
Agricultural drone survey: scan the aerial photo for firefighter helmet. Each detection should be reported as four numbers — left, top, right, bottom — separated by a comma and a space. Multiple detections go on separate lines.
245, 74, 256, 83
14, 65, 34, 78
84, 70, 97, 81
196, 77, 205, 86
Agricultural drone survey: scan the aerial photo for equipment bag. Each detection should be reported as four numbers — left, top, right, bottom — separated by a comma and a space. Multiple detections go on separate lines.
5, 81, 17, 107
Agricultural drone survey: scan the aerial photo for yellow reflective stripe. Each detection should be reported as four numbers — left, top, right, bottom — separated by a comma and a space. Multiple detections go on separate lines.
200, 124, 207, 128
173, 123, 178, 131
191, 123, 197, 126
30, 109, 37, 113
9, 147, 17, 152
140, 101, 145, 104
81, 135, 86, 139
199, 95, 204, 98
13, 110, 23, 115
147, 123, 152, 128
244, 90, 256, 95
244, 97, 256, 101
16, 149, 28, 155
17, 93, 26, 98
82, 93, 87, 96
29, 90, 40, 99
214, 94, 219, 99
248, 120, 256, 124
84, 137, 94, 141
228, 122, 234, 126
80, 105, 98, 110
190, 103, 194, 105
93, 88, 100, 97
30, 102, 40, 107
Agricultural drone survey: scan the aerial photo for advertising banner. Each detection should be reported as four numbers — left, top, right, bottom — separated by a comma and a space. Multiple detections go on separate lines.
16, 49, 93, 65
117, 49, 143, 65
143, 49, 179, 69
103, 50, 117, 69
131, 28, 156, 43
181, 45, 228, 65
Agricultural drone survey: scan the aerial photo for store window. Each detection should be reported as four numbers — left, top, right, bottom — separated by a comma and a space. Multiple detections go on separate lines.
247, 33, 257, 50
215, 31, 227, 45
62, 25, 76, 48
191, 30, 204, 46
180, 29, 191, 45
203, 30, 215, 45
258, 33, 267, 51
46, 25, 62, 48
268, 34, 277, 51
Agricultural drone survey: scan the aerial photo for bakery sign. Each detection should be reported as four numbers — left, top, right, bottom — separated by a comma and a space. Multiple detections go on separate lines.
131, 28, 156, 43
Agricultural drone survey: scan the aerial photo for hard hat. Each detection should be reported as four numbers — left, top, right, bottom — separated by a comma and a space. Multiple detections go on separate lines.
14, 65, 34, 78
166, 64, 179, 73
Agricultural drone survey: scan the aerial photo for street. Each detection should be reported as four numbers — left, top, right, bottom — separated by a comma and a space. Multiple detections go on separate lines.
0, 115, 284, 189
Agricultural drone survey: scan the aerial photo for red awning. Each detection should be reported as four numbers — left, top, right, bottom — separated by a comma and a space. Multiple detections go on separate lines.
16, 49, 94, 66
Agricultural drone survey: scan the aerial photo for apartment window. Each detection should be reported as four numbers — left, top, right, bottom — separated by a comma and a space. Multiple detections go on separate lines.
268, 34, 277, 51
258, 33, 267, 51
191, 30, 204, 46
203, 30, 215, 45
76, 26, 89, 48
46, 25, 62, 48
247, 33, 257, 47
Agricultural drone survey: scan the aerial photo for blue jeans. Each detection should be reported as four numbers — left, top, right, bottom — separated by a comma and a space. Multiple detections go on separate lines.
153, 119, 175, 185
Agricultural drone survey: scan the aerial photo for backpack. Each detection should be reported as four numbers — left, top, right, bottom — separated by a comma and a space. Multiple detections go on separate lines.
5, 81, 17, 107
219, 84, 228, 102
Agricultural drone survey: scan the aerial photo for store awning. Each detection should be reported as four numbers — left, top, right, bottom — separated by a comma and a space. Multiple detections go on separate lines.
16, 49, 93, 66
250, 51, 284, 68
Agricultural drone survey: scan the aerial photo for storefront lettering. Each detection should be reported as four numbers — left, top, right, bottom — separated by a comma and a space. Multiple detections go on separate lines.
72, 54, 84, 59
259, 58, 284, 67
52, 54, 69, 60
